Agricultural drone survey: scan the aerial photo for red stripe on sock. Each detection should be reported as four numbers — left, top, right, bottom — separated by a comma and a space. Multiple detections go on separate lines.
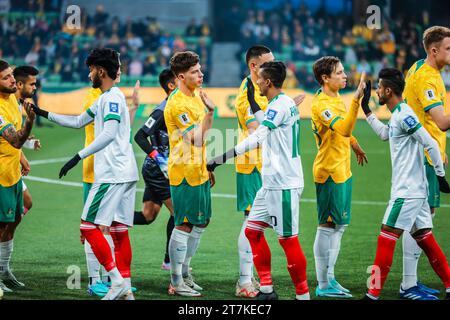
279, 236, 309, 295
368, 231, 399, 298
416, 232, 450, 288
110, 222, 132, 278
80, 222, 116, 272
245, 227, 272, 287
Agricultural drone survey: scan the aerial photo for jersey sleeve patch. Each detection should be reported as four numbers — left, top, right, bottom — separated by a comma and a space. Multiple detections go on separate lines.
322, 109, 333, 121
267, 109, 278, 121
0, 115, 5, 126
145, 117, 156, 129
179, 113, 190, 125
424, 89, 436, 101
403, 115, 418, 129
109, 102, 119, 113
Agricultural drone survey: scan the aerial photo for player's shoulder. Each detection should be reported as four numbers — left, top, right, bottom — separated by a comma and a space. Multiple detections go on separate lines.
238, 77, 250, 93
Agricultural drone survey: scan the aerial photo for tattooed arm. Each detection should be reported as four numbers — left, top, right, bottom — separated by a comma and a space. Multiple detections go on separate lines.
1, 101, 35, 149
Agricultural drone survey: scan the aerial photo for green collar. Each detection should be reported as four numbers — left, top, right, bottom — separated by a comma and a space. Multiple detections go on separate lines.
269, 92, 285, 104
391, 101, 403, 113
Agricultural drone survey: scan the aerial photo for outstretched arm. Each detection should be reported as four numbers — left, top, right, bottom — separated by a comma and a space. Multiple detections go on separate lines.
366, 114, 389, 141
48, 111, 94, 129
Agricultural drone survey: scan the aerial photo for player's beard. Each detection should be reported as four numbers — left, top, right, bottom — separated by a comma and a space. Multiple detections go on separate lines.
91, 73, 102, 89
0, 85, 17, 94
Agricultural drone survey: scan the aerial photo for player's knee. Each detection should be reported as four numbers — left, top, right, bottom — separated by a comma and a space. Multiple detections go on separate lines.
411, 228, 432, 239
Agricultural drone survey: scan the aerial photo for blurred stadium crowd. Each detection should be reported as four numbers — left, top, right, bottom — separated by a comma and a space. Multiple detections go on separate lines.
0, 1, 449, 90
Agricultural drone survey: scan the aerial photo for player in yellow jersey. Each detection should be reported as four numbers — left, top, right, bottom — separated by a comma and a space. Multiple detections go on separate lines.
399, 26, 450, 299
311, 56, 368, 298
164, 51, 216, 297
82, 76, 140, 297
0, 60, 35, 294
233, 45, 274, 298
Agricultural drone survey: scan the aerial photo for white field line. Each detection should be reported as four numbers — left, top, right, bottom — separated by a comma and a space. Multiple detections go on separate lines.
23, 175, 450, 208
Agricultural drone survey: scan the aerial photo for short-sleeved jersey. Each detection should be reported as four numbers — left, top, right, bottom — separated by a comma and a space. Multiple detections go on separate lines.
387, 102, 427, 199
86, 87, 138, 184
0, 94, 22, 187
141, 99, 169, 171
311, 90, 352, 184
260, 93, 303, 189
164, 88, 209, 187
83, 88, 102, 183
404, 59, 447, 165
235, 77, 268, 174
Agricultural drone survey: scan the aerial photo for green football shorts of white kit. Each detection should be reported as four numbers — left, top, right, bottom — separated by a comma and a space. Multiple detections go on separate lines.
82, 181, 137, 226
382, 197, 433, 232
248, 187, 303, 237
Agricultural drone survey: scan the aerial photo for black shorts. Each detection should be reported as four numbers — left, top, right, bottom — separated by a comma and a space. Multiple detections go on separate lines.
142, 165, 171, 205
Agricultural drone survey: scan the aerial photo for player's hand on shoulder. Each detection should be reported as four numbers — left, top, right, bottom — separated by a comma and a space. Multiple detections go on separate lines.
437, 175, 450, 193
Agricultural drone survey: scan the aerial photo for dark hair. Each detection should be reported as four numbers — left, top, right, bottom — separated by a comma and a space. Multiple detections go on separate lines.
159, 68, 175, 94
170, 51, 199, 76
0, 60, 10, 73
245, 45, 271, 65
379, 68, 405, 96
13, 66, 39, 83
423, 26, 450, 51
85, 48, 120, 80
259, 61, 286, 89
313, 56, 341, 85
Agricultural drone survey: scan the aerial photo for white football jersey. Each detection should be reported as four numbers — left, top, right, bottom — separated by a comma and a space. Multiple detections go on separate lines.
87, 86, 139, 184
260, 93, 303, 189
388, 102, 427, 199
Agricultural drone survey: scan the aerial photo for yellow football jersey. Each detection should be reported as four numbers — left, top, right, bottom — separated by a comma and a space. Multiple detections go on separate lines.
82, 88, 102, 183
0, 94, 22, 187
234, 77, 268, 174
164, 88, 209, 187
404, 59, 447, 164
311, 90, 353, 184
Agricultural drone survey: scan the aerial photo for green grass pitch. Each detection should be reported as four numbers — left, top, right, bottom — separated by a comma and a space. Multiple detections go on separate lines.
6, 117, 450, 300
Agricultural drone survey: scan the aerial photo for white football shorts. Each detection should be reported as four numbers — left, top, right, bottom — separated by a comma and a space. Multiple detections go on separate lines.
382, 197, 433, 232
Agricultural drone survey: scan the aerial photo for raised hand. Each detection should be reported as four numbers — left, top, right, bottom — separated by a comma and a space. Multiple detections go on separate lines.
23, 100, 36, 123
132, 80, 140, 109
354, 72, 367, 100
293, 94, 306, 107
199, 90, 215, 112
361, 80, 372, 116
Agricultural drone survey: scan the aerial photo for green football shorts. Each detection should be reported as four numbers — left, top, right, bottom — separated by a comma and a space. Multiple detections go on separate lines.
236, 168, 262, 212
315, 177, 352, 225
0, 179, 23, 223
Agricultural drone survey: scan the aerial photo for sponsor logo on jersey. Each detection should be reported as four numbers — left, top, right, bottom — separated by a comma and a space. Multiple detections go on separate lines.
109, 102, 119, 113
403, 115, 418, 129
425, 89, 436, 101
145, 117, 156, 129
179, 113, 190, 125
322, 109, 333, 121
267, 109, 278, 121
0, 115, 4, 126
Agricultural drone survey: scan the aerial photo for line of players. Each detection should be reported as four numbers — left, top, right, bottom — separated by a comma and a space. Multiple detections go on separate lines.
0, 25, 449, 300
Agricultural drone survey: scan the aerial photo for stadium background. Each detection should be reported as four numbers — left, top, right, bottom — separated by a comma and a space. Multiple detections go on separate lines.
1, 0, 449, 300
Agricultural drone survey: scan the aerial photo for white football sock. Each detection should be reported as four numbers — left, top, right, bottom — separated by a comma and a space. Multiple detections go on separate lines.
124, 277, 131, 288
101, 234, 114, 283
182, 226, 205, 277
260, 285, 273, 294
328, 224, 347, 280
296, 292, 310, 300
108, 267, 123, 286
313, 227, 333, 290
402, 231, 421, 290
238, 217, 253, 285
0, 240, 13, 274
84, 240, 101, 285
169, 228, 190, 286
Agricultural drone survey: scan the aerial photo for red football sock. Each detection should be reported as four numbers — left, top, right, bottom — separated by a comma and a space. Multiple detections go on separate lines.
80, 222, 116, 272
245, 221, 272, 287
415, 231, 450, 288
368, 230, 399, 298
110, 222, 132, 278
278, 235, 309, 295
